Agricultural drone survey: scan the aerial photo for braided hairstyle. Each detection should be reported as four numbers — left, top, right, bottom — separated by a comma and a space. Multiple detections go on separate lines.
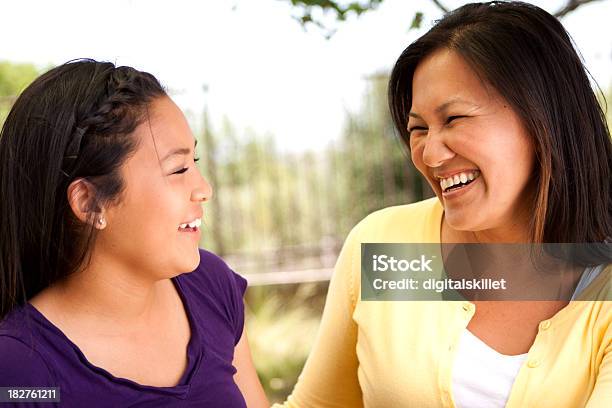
0, 59, 166, 320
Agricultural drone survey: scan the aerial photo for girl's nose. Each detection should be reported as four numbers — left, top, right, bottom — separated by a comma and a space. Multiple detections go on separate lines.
192, 177, 213, 202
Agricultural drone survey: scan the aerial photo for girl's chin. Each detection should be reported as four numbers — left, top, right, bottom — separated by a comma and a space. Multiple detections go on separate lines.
172, 246, 201, 273
186, 248, 201, 270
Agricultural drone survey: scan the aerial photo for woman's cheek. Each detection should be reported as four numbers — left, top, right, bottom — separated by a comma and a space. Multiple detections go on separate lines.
410, 140, 424, 166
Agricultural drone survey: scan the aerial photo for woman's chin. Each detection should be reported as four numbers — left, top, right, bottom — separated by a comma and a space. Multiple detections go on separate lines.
444, 212, 484, 237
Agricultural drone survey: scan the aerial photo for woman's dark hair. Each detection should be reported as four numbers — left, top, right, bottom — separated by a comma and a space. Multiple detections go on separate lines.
389, 1, 612, 244
0, 59, 166, 320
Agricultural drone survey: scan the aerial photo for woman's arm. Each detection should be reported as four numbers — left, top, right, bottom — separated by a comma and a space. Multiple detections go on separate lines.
585, 315, 612, 407
233, 329, 269, 408
274, 225, 364, 408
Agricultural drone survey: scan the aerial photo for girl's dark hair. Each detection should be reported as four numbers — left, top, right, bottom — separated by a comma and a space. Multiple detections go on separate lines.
389, 1, 612, 244
0, 59, 166, 320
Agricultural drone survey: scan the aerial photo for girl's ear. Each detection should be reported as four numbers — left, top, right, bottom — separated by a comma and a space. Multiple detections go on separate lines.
66, 178, 105, 228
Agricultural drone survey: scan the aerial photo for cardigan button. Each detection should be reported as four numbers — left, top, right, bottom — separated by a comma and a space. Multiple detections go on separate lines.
539, 320, 551, 330
462, 303, 473, 312
528, 359, 541, 368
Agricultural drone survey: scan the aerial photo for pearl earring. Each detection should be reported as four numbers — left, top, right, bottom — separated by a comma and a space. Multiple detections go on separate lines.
98, 217, 106, 228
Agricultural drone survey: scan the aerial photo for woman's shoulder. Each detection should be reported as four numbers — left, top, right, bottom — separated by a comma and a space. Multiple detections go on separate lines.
350, 197, 442, 243
574, 264, 612, 302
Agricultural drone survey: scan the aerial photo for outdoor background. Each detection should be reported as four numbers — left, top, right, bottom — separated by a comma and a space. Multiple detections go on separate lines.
1, 0, 611, 402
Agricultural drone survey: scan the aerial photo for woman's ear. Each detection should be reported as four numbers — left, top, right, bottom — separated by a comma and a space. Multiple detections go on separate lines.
66, 178, 106, 229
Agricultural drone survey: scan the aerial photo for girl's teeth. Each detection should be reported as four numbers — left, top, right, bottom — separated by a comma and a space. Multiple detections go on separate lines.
453, 175, 460, 185
460, 173, 467, 183
179, 218, 202, 230
468, 173, 475, 181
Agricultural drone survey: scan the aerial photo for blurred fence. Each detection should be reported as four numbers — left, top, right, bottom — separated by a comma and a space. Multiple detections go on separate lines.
197, 75, 435, 278
198, 137, 434, 278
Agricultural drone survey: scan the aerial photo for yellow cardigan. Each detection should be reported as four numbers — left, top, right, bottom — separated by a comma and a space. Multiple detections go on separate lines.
278, 198, 611, 408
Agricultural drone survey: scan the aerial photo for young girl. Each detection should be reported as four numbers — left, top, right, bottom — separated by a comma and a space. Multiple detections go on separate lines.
0, 60, 268, 407
280, 2, 611, 407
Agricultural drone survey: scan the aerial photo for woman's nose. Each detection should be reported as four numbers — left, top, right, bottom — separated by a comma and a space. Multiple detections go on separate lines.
421, 130, 455, 168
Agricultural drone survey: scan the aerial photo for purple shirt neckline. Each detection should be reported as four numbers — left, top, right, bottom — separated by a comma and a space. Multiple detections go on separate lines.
0, 249, 248, 406
22, 274, 203, 398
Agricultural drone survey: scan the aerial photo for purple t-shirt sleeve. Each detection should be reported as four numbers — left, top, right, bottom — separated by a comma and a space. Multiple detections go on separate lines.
0, 336, 59, 408
0, 336, 55, 387
230, 271, 248, 345
194, 249, 248, 346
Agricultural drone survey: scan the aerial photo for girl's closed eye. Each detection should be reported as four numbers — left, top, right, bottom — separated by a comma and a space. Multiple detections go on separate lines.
173, 157, 200, 175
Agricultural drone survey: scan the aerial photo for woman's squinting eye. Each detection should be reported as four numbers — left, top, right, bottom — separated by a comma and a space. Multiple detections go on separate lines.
408, 116, 467, 134
173, 157, 200, 175
408, 125, 427, 134
446, 115, 466, 124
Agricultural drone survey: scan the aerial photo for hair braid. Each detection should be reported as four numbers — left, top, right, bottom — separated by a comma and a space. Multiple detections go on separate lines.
62, 65, 163, 177
0, 59, 166, 319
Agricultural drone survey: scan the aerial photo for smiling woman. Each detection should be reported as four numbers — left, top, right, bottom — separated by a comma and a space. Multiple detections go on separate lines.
407, 48, 537, 242
0, 60, 268, 407
277, 2, 611, 408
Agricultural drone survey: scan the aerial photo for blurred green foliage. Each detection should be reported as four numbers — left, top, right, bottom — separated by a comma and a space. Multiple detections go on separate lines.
245, 282, 326, 402
598, 84, 612, 131
0, 61, 39, 96
0, 61, 40, 125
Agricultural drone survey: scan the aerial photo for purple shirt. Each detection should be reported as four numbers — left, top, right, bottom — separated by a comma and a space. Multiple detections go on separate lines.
0, 249, 248, 407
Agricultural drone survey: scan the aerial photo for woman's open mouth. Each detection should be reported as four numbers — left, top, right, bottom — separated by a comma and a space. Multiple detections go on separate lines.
439, 170, 481, 195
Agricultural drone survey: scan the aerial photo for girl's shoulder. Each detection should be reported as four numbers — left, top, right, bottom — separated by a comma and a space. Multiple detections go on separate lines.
177, 248, 247, 301
0, 310, 57, 387
174, 248, 247, 346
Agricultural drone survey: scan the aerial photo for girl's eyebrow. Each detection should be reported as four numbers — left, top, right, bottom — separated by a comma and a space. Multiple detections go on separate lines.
161, 139, 198, 162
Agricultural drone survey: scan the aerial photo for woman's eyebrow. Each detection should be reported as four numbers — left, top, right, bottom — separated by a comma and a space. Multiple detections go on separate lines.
161, 139, 198, 162
409, 97, 478, 119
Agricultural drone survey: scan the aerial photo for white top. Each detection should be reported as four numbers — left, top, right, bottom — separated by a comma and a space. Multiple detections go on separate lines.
452, 329, 527, 408
451, 265, 603, 407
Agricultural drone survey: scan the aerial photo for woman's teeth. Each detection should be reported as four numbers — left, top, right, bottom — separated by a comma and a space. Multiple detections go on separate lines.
179, 218, 202, 230
439, 170, 480, 192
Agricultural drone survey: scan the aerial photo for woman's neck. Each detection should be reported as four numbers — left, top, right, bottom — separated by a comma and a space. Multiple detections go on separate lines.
441, 217, 532, 244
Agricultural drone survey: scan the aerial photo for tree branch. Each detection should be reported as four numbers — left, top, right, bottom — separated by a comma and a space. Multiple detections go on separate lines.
430, 0, 449, 13
554, 0, 602, 18
283, 0, 606, 38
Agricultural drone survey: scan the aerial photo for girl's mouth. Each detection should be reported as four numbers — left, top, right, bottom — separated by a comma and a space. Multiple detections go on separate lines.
178, 218, 202, 232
